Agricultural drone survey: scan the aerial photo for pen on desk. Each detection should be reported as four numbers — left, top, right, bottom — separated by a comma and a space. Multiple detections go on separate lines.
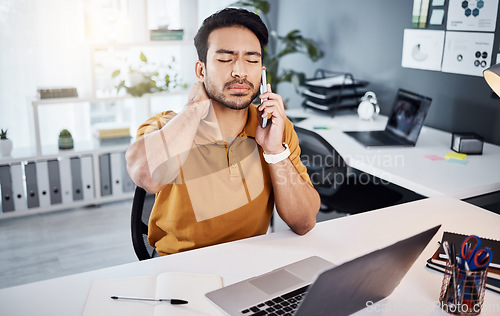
111, 296, 188, 305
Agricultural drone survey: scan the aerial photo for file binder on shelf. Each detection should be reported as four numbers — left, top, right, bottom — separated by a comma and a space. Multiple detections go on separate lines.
47, 159, 62, 205
70, 157, 84, 201
121, 152, 135, 193
0, 149, 135, 218
36, 160, 51, 208
110, 152, 124, 196
59, 157, 74, 204
0, 164, 14, 213
80, 155, 95, 201
99, 154, 112, 197
25, 162, 40, 209
11, 163, 27, 211
301, 69, 369, 115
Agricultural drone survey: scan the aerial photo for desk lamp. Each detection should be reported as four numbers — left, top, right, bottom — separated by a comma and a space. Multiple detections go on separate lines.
484, 63, 500, 97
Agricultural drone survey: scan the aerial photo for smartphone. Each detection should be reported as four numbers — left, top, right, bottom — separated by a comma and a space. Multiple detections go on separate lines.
259, 68, 269, 128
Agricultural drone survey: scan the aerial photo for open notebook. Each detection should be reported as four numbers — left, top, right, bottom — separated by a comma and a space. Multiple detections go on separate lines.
82, 272, 223, 316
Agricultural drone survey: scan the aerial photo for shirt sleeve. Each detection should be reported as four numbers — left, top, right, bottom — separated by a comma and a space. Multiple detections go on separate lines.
283, 118, 313, 187
136, 111, 177, 140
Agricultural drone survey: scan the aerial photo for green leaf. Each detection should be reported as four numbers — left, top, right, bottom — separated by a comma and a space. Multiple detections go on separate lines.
140, 52, 147, 63
231, 0, 269, 14
255, 0, 269, 14
285, 29, 300, 39
111, 70, 121, 78
116, 80, 126, 92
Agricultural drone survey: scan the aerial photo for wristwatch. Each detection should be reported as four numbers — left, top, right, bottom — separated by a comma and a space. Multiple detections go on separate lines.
263, 143, 291, 164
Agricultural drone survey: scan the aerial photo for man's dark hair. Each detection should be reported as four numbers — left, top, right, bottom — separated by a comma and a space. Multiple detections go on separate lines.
194, 8, 269, 64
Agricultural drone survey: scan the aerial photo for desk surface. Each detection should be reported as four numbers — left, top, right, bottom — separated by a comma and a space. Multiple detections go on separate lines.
287, 108, 500, 199
1, 196, 499, 315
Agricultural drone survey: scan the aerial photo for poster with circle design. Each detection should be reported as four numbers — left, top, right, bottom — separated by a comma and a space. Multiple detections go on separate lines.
447, 0, 499, 31
441, 31, 494, 76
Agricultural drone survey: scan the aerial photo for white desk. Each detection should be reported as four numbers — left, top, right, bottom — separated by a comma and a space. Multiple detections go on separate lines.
1, 196, 499, 315
287, 108, 500, 199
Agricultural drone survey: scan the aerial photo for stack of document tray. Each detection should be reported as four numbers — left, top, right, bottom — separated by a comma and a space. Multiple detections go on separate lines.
302, 72, 369, 113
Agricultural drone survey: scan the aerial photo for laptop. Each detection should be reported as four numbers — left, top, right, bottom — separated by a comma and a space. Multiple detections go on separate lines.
206, 225, 440, 316
344, 89, 432, 147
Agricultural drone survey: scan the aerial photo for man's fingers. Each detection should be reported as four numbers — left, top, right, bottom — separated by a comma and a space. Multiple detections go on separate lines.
188, 82, 209, 103
259, 93, 285, 118
259, 101, 284, 121
187, 82, 211, 119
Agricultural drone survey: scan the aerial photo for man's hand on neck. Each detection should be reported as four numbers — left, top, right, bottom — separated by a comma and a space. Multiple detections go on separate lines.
186, 82, 211, 121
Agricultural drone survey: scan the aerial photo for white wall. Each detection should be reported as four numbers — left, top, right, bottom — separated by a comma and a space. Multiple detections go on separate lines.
0, 0, 91, 149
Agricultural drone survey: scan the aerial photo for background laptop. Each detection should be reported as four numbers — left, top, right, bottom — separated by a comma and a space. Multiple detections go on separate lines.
344, 89, 432, 147
206, 225, 440, 316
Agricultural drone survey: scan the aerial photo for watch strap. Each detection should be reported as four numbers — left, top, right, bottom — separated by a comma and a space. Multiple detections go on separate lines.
263, 143, 290, 164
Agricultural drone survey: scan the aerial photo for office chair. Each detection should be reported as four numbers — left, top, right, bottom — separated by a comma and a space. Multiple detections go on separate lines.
294, 126, 421, 214
295, 126, 347, 197
130, 186, 156, 260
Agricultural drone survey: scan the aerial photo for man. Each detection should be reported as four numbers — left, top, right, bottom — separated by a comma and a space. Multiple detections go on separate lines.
126, 8, 320, 256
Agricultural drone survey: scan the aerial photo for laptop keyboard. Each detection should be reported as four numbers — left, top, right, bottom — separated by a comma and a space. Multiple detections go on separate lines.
241, 285, 309, 315
369, 131, 406, 145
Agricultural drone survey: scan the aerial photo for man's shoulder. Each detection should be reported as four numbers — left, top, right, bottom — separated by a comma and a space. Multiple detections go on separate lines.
136, 110, 178, 139
155, 110, 178, 120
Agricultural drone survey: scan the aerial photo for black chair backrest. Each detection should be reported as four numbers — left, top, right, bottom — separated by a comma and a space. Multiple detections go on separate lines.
131, 186, 156, 260
294, 126, 347, 197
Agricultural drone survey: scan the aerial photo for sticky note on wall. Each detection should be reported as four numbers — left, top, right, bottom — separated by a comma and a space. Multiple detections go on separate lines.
419, 0, 431, 28
413, 0, 423, 27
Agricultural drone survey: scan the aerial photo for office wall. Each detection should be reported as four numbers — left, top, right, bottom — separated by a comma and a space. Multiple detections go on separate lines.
275, 0, 500, 145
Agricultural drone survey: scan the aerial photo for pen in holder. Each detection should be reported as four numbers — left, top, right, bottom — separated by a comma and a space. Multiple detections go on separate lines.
439, 261, 488, 315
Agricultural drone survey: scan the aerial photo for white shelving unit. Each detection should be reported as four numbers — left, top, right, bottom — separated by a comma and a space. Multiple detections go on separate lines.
31, 90, 189, 156
1, 89, 192, 220
0, 144, 133, 220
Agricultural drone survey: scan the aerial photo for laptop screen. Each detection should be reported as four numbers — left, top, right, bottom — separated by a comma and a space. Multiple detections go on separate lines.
385, 89, 432, 144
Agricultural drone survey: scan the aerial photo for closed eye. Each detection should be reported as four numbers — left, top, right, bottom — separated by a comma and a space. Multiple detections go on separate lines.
217, 59, 232, 63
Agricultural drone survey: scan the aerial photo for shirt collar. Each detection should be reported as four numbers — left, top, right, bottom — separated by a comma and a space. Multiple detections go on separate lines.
193, 102, 259, 145
239, 104, 259, 138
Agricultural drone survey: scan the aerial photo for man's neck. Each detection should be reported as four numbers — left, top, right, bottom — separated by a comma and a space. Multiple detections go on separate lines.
212, 101, 249, 139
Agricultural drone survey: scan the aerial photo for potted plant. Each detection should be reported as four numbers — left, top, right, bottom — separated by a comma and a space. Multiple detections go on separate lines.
112, 52, 187, 97
0, 129, 13, 156
58, 129, 74, 149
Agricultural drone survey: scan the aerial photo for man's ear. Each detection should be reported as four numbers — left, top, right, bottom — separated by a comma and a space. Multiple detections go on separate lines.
195, 60, 206, 82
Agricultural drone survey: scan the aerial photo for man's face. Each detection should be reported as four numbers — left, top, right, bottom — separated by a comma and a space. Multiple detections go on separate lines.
203, 26, 262, 110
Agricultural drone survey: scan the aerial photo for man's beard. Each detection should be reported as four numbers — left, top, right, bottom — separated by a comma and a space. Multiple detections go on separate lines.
204, 77, 259, 110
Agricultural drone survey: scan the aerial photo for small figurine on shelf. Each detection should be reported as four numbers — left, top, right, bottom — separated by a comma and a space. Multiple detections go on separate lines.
0, 129, 13, 156
58, 129, 74, 150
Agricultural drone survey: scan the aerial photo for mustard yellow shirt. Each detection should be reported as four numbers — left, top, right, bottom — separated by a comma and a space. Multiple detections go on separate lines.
136, 104, 312, 255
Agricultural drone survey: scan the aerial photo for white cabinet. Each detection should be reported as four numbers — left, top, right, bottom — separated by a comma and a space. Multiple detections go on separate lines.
0, 146, 130, 219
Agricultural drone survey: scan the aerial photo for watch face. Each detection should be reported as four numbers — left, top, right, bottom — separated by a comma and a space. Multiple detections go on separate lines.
358, 100, 374, 119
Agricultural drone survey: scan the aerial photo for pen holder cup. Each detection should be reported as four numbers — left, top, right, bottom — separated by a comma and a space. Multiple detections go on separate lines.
439, 262, 488, 315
